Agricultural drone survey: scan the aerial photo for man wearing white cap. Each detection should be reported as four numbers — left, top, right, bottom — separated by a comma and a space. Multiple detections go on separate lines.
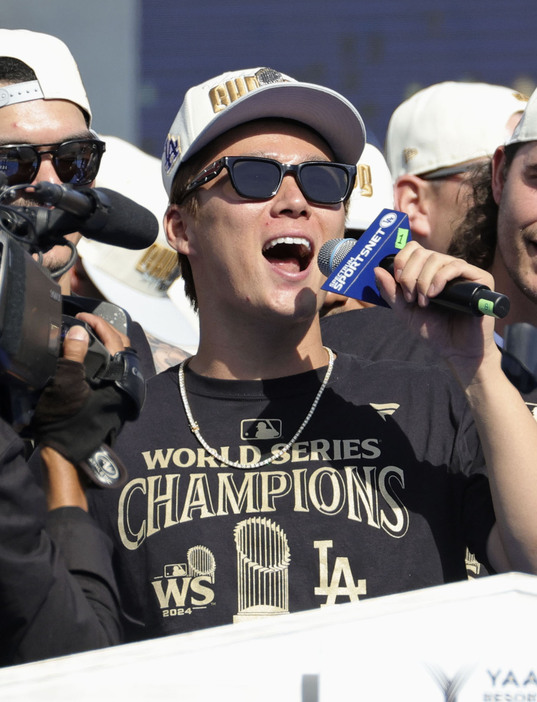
0, 29, 105, 285
0, 30, 156, 360
386, 81, 527, 253
449, 87, 537, 400
0, 29, 186, 374
62, 67, 537, 648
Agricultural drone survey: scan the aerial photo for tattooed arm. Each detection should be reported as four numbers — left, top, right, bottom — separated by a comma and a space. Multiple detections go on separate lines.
145, 331, 191, 372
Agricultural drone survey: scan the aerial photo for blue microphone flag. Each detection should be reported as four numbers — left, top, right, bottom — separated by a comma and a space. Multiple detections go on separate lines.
321, 209, 411, 307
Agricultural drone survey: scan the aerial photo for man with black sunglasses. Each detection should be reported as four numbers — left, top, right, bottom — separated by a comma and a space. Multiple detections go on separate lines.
0, 30, 192, 377
0, 29, 107, 285
79, 67, 537, 646
0, 29, 167, 376
11, 66, 537, 663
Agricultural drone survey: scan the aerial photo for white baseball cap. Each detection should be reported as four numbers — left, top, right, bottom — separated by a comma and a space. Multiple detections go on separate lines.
77, 136, 199, 353
506, 86, 537, 146
0, 28, 91, 125
386, 81, 528, 180
346, 142, 394, 233
162, 67, 366, 195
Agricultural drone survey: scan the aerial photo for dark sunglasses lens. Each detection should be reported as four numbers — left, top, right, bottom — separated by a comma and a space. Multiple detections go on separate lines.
231, 159, 282, 199
55, 141, 102, 185
300, 164, 349, 203
0, 146, 39, 186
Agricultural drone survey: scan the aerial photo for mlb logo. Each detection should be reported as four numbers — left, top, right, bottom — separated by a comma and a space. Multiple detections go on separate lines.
241, 419, 282, 440
164, 563, 188, 577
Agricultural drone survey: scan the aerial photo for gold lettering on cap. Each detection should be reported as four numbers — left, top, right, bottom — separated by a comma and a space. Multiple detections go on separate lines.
357, 164, 373, 197
210, 75, 261, 113
512, 91, 529, 103
136, 244, 181, 291
403, 147, 418, 164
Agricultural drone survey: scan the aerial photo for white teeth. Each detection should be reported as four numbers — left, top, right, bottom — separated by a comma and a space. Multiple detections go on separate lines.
263, 237, 311, 251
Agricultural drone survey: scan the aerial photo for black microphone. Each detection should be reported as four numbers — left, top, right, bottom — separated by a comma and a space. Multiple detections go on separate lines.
319, 237, 511, 319
30, 182, 159, 250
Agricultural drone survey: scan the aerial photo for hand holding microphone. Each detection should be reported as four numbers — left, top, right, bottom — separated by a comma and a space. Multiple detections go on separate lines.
318, 209, 510, 319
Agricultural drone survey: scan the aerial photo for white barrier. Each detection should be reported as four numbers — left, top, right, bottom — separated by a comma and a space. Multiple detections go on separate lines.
1, 572, 536, 701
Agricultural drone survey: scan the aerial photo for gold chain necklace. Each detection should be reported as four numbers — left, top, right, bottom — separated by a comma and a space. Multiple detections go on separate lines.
178, 347, 335, 470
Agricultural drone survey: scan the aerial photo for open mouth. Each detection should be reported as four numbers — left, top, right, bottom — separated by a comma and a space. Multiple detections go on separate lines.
262, 236, 313, 273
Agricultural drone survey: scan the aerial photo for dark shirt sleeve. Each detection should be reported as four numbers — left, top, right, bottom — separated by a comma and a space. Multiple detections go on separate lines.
129, 320, 157, 380
0, 419, 122, 666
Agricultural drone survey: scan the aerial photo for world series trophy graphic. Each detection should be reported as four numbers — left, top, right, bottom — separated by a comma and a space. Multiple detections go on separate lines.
187, 545, 216, 581
233, 516, 291, 622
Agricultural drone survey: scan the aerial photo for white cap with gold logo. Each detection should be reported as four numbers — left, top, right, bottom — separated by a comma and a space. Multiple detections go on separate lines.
346, 143, 394, 234
161, 67, 366, 195
386, 81, 528, 180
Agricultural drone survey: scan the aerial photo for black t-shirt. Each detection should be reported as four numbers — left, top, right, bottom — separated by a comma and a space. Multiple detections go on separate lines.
321, 306, 537, 582
321, 305, 537, 414
88, 352, 495, 642
321, 306, 439, 364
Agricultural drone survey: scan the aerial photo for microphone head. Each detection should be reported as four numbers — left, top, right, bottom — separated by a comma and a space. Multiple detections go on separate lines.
318, 238, 357, 276
83, 187, 160, 250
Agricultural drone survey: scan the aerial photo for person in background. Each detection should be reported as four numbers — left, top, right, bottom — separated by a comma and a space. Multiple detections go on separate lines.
0, 28, 102, 291
0, 28, 183, 379
385, 81, 527, 253
449, 86, 537, 412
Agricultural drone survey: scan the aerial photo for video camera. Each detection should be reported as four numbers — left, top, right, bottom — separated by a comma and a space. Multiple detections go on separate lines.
0, 180, 140, 432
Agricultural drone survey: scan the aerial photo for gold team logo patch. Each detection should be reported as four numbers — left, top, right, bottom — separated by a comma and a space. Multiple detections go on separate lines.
403, 147, 418, 164
209, 68, 288, 114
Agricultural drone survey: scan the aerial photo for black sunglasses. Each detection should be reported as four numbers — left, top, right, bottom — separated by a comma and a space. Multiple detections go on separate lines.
184, 156, 357, 205
0, 136, 106, 187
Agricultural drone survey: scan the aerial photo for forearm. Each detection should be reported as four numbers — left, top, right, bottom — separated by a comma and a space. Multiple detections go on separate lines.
461, 353, 537, 573
40, 446, 88, 511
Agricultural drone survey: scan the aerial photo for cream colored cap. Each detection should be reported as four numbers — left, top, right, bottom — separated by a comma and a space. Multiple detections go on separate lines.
0, 28, 91, 124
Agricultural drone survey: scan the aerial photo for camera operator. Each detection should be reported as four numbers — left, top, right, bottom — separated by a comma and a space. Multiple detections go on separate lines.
0, 28, 156, 665
0, 316, 133, 665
